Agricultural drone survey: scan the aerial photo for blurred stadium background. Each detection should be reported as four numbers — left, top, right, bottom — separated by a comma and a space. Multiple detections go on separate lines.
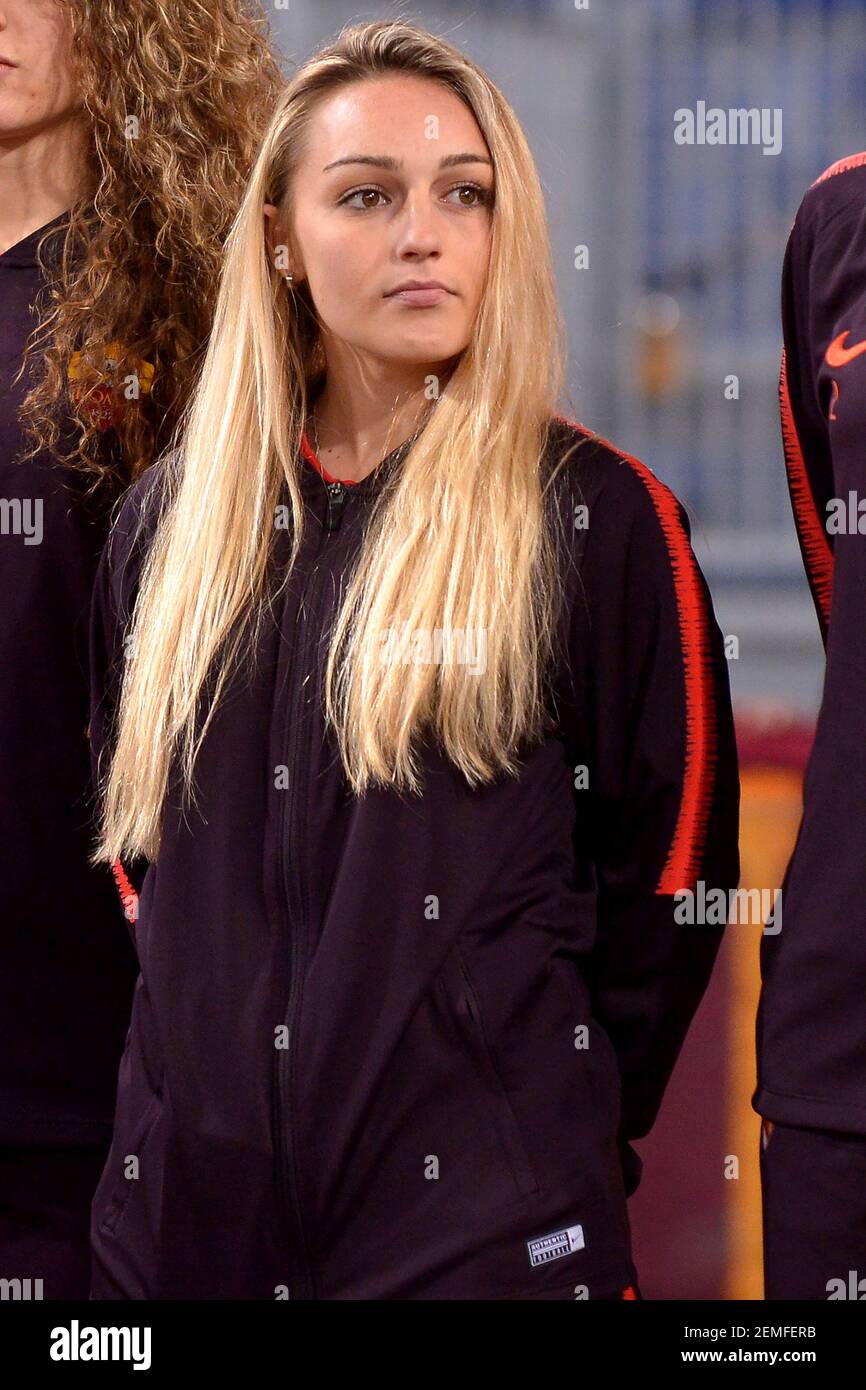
270, 0, 866, 1298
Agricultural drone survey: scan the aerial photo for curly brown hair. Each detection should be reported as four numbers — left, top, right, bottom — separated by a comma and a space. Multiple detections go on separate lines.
15, 0, 285, 491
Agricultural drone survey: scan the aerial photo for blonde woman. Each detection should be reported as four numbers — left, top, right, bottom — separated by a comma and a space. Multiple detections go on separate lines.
89, 19, 740, 1300
0, 0, 281, 1299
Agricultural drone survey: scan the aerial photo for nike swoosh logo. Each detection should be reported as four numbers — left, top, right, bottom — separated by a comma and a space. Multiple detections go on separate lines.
825, 330, 866, 367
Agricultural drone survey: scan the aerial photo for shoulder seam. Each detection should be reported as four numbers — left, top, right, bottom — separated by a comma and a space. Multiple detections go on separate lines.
810, 151, 866, 187
794, 152, 866, 240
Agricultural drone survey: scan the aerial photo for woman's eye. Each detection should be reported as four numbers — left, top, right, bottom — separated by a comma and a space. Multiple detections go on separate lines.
339, 187, 388, 210
444, 183, 490, 207
337, 183, 491, 210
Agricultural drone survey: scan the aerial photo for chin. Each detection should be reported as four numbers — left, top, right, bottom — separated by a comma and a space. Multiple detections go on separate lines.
391, 332, 464, 357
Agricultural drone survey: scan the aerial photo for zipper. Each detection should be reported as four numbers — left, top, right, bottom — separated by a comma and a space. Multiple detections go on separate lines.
324, 480, 346, 533
445, 947, 539, 1199
272, 480, 344, 1298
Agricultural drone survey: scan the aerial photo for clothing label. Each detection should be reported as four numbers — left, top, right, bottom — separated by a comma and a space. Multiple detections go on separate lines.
526, 1223, 585, 1267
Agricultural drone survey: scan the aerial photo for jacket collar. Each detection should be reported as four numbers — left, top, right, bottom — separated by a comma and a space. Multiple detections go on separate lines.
298, 428, 415, 498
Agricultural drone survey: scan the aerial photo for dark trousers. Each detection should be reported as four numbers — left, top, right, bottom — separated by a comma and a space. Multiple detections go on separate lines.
760, 1117, 866, 1300
0, 1142, 110, 1300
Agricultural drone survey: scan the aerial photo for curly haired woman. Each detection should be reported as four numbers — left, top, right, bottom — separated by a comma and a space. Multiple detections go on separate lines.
0, 0, 282, 1298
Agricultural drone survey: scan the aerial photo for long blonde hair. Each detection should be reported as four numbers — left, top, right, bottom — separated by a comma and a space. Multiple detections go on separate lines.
96, 17, 586, 864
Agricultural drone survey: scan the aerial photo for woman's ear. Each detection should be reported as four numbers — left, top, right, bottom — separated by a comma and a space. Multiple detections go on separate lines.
263, 203, 298, 281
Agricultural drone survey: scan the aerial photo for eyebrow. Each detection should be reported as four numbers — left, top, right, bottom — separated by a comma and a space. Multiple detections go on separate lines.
322, 152, 493, 173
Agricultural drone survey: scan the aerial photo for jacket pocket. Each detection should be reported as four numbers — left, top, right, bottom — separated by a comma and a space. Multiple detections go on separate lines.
437, 943, 539, 1199
97, 1091, 162, 1238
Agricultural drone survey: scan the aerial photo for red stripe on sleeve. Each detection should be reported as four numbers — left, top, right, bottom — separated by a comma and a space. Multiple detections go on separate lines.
554, 415, 717, 896
111, 857, 140, 924
778, 349, 833, 630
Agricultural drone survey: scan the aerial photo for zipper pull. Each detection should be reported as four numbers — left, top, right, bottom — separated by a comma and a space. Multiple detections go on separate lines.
324, 480, 346, 533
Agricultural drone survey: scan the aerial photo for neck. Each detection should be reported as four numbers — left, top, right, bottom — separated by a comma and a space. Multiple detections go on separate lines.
309, 356, 451, 483
0, 114, 89, 254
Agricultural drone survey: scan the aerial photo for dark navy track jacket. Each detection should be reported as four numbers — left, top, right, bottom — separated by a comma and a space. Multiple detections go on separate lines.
755, 152, 866, 1133
88, 415, 740, 1300
0, 213, 138, 1148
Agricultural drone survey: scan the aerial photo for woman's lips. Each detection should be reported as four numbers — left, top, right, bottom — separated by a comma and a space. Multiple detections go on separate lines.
387, 287, 451, 307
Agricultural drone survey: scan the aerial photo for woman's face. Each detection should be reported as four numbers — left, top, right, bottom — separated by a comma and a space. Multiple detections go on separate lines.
269, 74, 495, 378
0, 0, 81, 143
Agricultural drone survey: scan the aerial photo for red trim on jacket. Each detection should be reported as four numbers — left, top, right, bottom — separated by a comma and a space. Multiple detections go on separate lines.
111, 857, 140, 924
553, 414, 717, 896
300, 431, 359, 486
778, 348, 833, 630
811, 150, 866, 186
